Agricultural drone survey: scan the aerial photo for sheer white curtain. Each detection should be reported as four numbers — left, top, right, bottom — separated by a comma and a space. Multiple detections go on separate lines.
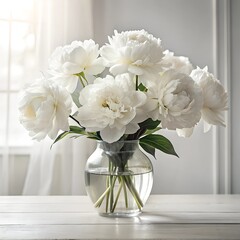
23, 137, 95, 195
23, 0, 96, 195
0, 0, 37, 195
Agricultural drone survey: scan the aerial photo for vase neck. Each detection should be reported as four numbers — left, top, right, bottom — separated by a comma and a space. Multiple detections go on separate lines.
97, 140, 139, 153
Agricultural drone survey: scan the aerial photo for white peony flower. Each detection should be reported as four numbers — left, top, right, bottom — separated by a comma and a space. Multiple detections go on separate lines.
48, 40, 105, 93
176, 127, 194, 138
19, 79, 72, 141
76, 74, 147, 143
145, 70, 203, 130
100, 30, 164, 86
161, 50, 193, 75
190, 66, 228, 132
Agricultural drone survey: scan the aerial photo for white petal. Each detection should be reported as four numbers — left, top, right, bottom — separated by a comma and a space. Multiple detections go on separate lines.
143, 98, 158, 112
100, 46, 119, 62
70, 46, 87, 65
203, 120, 212, 133
85, 61, 105, 75
100, 126, 126, 143
117, 110, 136, 125
176, 127, 194, 138
63, 62, 83, 74
125, 123, 139, 134
128, 65, 144, 75
131, 91, 147, 107
54, 105, 71, 131
77, 106, 105, 128
201, 108, 225, 126
48, 126, 60, 140
65, 76, 79, 93
110, 64, 128, 75
132, 108, 148, 123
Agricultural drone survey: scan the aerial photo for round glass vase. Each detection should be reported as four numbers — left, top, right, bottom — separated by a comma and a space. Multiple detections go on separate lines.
85, 140, 153, 217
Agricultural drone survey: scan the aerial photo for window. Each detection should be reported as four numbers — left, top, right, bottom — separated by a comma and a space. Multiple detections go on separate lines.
0, 0, 37, 147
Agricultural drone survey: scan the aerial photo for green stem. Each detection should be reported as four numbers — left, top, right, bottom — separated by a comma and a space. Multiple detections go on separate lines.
94, 174, 143, 212
122, 176, 128, 208
111, 180, 123, 213
135, 75, 139, 90
124, 175, 143, 210
80, 77, 86, 87
80, 72, 88, 83
94, 186, 111, 208
69, 115, 81, 126
74, 72, 88, 88
109, 176, 117, 211
105, 176, 110, 212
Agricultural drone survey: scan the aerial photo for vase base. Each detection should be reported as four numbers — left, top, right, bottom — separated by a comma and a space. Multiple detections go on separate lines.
99, 210, 141, 218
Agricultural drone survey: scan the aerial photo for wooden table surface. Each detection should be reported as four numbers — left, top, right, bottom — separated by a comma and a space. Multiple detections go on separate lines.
0, 195, 240, 239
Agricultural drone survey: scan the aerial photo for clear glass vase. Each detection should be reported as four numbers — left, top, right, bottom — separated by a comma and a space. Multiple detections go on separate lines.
85, 140, 153, 217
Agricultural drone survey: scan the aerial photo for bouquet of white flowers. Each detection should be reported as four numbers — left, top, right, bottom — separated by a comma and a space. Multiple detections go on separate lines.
19, 29, 227, 154
19, 30, 228, 216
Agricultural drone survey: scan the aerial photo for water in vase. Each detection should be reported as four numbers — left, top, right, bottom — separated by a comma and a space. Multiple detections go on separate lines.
85, 167, 153, 217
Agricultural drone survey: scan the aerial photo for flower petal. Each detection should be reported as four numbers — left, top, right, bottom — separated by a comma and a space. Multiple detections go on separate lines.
109, 64, 128, 75
100, 126, 126, 143
63, 62, 83, 74
70, 46, 87, 65
125, 123, 139, 134
128, 65, 144, 75
201, 108, 225, 127
85, 60, 105, 75
176, 127, 194, 138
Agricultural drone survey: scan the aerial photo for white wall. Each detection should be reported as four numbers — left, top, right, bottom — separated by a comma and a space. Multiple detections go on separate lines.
92, 0, 239, 194
231, 0, 240, 194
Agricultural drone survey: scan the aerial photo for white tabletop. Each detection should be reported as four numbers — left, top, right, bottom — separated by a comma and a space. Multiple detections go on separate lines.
0, 195, 240, 239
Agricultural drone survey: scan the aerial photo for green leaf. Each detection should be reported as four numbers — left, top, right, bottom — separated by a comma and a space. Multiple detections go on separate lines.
126, 119, 161, 140
51, 126, 86, 148
87, 132, 102, 140
87, 135, 101, 140
140, 134, 179, 157
51, 126, 101, 148
144, 127, 161, 136
69, 126, 86, 134
139, 118, 161, 130
140, 142, 156, 158
70, 126, 101, 139
138, 83, 148, 92
51, 131, 69, 149
70, 135, 83, 139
